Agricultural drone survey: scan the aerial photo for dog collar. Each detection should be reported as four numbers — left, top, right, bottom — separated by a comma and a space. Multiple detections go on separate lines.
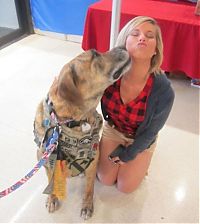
45, 95, 86, 129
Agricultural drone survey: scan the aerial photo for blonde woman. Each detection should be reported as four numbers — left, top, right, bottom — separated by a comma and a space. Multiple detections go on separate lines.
97, 16, 175, 193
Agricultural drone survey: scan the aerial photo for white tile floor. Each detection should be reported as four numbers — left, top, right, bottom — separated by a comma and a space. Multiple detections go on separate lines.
0, 34, 199, 223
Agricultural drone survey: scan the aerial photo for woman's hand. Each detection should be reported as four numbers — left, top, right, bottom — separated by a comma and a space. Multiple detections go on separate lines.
108, 144, 138, 163
108, 155, 125, 165
108, 144, 126, 165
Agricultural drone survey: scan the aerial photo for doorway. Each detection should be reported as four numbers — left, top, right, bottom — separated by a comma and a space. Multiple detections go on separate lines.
0, 0, 33, 49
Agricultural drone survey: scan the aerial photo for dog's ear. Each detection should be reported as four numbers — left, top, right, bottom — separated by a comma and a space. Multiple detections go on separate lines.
57, 65, 83, 106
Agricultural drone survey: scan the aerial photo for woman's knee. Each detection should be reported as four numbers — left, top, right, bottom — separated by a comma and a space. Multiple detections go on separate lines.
116, 174, 143, 193
116, 181, 139, 193
97, 171, 116, 186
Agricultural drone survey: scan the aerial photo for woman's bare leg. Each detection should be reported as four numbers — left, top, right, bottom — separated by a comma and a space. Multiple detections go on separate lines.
97, 123, 157, 193
117, 142, 157, 193
97, 136, 122, 185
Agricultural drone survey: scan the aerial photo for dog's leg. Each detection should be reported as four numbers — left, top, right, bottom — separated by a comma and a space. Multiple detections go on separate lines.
45, 160, 68, 213
81, 150, 99, 220
46, 193, 59, 213
37, 149, 60, 213
45, 166, 60, 213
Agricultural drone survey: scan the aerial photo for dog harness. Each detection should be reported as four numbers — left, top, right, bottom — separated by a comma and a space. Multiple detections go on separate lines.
34, 96, 102, 199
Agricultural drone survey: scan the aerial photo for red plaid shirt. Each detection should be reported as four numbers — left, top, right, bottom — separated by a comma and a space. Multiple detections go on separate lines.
101, 74, 154, 136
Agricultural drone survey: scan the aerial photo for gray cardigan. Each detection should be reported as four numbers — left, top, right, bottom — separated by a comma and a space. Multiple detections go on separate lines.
101, 73, 175, 162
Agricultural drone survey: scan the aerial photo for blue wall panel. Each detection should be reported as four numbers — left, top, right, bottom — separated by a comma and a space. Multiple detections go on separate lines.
30, 0, 99, 35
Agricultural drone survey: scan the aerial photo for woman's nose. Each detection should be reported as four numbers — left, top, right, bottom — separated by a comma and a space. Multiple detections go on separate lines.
139, 33, 146, 42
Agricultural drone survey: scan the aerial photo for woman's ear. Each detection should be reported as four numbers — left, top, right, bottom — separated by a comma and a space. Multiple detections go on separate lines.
57, 66, 83, 106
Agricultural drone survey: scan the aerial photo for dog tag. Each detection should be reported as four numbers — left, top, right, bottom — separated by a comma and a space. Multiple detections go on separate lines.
42, 118, 51, 127
81, 122, 91, 132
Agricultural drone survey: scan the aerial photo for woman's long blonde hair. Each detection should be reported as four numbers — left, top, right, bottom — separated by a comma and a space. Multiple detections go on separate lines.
115, 16, 163, 74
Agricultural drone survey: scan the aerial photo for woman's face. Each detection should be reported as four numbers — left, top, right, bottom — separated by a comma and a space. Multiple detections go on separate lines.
125, 22, 157, 60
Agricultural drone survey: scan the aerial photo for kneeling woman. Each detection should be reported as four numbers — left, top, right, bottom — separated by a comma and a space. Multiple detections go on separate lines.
97, 16, 175, 193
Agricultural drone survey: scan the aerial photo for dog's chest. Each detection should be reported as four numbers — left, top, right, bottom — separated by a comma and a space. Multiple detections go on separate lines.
34, 98, 103, 177
55, 114, 102, 176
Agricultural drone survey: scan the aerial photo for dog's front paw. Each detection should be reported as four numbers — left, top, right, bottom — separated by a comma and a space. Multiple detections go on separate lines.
80, 203, 94, 220
46, 195, 59, 213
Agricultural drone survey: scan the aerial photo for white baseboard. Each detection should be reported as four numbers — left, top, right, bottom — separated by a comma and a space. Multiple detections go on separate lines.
34, 29, 83, 43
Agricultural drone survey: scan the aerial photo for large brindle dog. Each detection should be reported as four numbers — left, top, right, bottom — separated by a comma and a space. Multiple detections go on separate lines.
33, 47, 130, 219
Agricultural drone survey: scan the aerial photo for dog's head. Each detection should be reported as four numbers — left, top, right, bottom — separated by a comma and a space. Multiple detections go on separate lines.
49, 46, 131, 119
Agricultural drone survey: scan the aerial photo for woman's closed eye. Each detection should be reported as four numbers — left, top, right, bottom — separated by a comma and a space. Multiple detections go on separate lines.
130, 30, 140, 37
130, 30, 155, 39
145, 32, 155, 39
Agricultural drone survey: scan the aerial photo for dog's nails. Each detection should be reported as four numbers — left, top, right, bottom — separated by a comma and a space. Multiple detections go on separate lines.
81, 209, 86, 218
81, 208, 93, 220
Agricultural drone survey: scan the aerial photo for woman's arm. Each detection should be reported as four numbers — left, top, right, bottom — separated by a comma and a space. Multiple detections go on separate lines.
118, 85, 175, 162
